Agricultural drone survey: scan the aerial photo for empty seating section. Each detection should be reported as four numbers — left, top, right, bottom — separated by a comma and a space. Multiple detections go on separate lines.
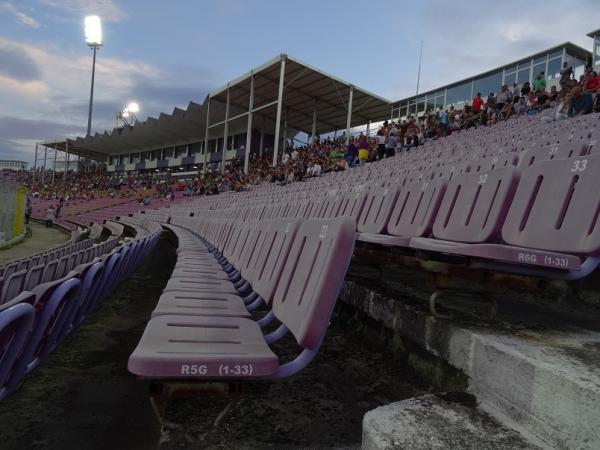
0, 213, 162, 400
0, 233, 120, 304
30, 195, 183, 232
128, 215, 356, 380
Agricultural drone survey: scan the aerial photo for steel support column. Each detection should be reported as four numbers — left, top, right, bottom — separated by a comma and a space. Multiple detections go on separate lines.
203, 97, 211, 174
345, 85, 354, 145
310, 107, 317, 145
64, 140, 69, 181
32, 143, 38, 185
42, 145, 47, 183
52, 147, 58, 184
222, 85, 230, 173
244, 73, 254, 175
282, 116, 287, 154
272, 56, 286, 167
259, 120, 265, 158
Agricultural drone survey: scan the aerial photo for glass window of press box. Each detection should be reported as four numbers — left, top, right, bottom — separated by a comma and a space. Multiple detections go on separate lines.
566, 50, 587, 79
446, 82, 471, 109
473, 71, 502, 96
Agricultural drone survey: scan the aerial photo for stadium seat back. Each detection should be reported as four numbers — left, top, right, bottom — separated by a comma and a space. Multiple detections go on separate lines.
518, 141, 587, 169
272, 217, 355, 349
230, 221, 253, 267
252, 219, 301, 304
432, 166, 521, 243
388, 178, 448, 238
41, 260, 58, 284
503, 154, 600, 255
0, 298, 34, 399
238, 221, 265, 280
25, 265, 45, 291
339, 191, 368, 224
2, 270, 27, 304
357, 185, 402, 234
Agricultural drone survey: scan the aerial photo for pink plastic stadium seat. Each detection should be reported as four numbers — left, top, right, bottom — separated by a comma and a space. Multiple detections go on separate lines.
128, 217, 356, 380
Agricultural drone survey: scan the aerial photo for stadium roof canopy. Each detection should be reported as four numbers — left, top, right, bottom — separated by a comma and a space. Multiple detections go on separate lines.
64, 53, 393, 160
39, 138, 108, 161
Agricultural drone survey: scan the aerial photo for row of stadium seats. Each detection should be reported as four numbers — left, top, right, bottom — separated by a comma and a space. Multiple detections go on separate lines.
0, 219, 162, 400
122, 113, 600, 386
127, 215, 355, 379
0, 221, 127, 305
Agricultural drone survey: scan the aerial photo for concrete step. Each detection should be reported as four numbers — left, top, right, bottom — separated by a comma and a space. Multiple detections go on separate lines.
363, 393, 542, 450
342, 281, 600, 449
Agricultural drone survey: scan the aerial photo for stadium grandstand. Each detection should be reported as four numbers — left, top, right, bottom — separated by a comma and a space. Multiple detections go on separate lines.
3, 7, 600, 449
0, 160, 28, 171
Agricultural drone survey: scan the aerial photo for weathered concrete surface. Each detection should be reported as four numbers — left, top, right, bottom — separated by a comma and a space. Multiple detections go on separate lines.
0, 235, 174, 449
341, 280, 600, 450
362, 394, 542, 450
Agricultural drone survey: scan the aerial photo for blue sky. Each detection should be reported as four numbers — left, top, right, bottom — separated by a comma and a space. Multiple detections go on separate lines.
0, 0, 598, 163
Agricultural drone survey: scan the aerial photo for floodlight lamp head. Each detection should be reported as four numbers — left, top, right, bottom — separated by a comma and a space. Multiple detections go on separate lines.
85, 16, 103, 47
127, 102, 139, 113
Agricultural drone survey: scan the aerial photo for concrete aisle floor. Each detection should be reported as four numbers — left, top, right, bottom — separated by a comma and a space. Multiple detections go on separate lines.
0, 234, 426, 450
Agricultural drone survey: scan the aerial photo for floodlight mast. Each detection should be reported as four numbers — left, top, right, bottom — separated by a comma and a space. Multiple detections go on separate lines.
85, 16, 102, 137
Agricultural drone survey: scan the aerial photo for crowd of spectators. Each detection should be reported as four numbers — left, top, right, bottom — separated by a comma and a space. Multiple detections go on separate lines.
3, 62, 599, 200
201, 62, 599, 192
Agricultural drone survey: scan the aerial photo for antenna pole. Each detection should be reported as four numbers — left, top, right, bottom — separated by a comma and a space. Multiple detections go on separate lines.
416, 40, 424, 96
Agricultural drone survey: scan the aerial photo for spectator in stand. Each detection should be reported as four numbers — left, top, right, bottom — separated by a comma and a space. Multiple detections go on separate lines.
533, 87, 551, 111
471, 92, 484, 114
533, 72, 546, 92
560, 62, 574, 91
345, 138, 358, 168
567, 86, 593, 117
496, 85, 510, 111
487, 92, 496, 112
357, 133, 369, 163
386, 131, 397, 158
548, 85, 559, 104
514, 96, 529, 116
555, 95, 570, 121
329, 146, 344, 167
312, 159, 322, 176
376, 129, 386, 160
500, 101, 514, 120
521, 81, 531, 98
438, 108, 448, 136
45, 205, 56, 228
25, 200, 31, 224
512, 83, 520, 103
584, 71, 600, 93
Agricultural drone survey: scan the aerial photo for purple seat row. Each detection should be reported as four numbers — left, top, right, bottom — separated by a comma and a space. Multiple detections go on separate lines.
0, 222, 162, 401
128, 215, 356, 381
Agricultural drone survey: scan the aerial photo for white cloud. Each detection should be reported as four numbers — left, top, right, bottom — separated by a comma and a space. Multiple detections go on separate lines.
0, 1, 40, 28
383, 0, 598, 100
0, 36, 163, 138
39, 0, 126, 22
